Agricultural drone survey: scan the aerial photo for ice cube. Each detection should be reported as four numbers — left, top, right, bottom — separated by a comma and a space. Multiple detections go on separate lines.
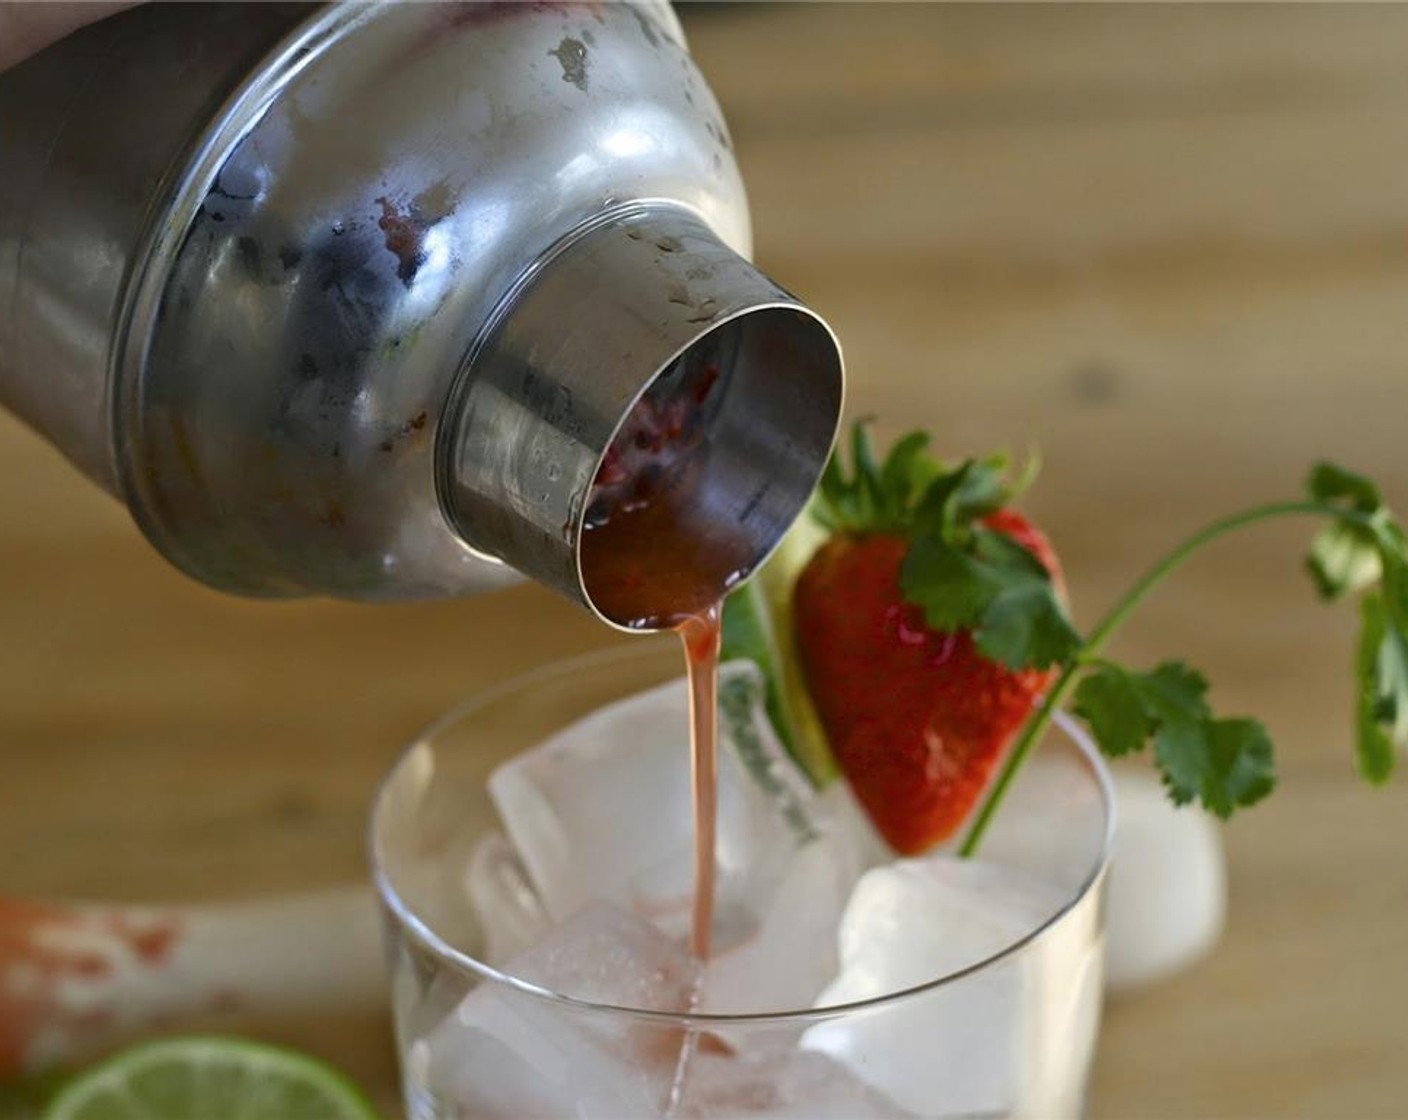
494, 899, 699, 1010
416, 902, 700, 1119
488, 662, 843, 950
700, 829, 854, 1015
1104, 763, 1225, 991
463, 830, 551, 967
678, 1047, 914, 1118
801, 856, 1100, 1119
825, 859, 1066, 991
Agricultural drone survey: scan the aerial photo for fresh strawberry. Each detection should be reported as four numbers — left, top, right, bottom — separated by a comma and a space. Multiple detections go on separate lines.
792, 427, 1073, 854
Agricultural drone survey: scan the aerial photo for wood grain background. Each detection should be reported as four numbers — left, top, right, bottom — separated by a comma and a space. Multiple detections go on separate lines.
4, 5, 1408, 1116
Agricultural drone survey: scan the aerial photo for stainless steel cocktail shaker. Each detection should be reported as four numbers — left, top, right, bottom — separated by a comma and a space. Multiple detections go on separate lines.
0, 1, 842, 625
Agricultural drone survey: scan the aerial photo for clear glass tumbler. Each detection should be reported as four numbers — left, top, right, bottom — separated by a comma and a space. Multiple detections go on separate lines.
370, 640, 1113, 1120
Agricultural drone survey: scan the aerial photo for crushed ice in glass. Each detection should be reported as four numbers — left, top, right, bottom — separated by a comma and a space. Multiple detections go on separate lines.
423, 669, 1102, 1119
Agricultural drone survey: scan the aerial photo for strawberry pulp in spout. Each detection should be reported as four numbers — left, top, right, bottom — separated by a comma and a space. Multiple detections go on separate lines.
579, 351, 753, 633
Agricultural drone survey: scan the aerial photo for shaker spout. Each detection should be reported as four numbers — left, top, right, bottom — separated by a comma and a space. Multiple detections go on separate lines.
441, 205, 844, 630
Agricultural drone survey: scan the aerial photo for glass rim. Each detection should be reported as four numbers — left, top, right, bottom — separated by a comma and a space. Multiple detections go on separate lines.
368, 638, 1117, 1028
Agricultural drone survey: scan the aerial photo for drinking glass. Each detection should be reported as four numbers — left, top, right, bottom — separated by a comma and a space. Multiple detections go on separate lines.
370, 640, 1114, 1119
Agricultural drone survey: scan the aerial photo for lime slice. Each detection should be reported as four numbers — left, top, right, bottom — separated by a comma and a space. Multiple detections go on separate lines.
722, 506, 837, 786
1, 1065, 71, 1118
43, 1037, 378, 1120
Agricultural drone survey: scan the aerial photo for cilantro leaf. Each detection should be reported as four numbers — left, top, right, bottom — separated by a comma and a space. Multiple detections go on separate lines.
1308, 461, 1381, 511
1074, 658, 1212, 763
1307, 521, 1383, 600
1304, 459, 1406, 600
1377, 519, 1408, 569
1301, 461, 1408, 782
1071, 659, 1271, 818
1356, 593, 1397, 784
972, 522, 1052, 579
1151, 714, 1275, 818
968, 529, 1081, 669
900, 524, 1081, 669
1382, 554, 1408, 626
1134, 661, 1211, 724
1203, 718, 1277, 816
1152, 716, 1209, 807
948, 450, 1408, 856
976, 579, 1083, 671
1072, 664, 1150, 757
900, 533, 1004, 633
1373, 597, 1408, 746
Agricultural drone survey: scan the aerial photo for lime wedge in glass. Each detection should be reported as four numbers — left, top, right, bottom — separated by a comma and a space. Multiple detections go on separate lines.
722, 506, 837, 786
43, 1037, 378, 1120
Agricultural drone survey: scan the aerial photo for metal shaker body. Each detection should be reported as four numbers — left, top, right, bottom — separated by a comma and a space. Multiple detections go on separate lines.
0, 2, 843, 618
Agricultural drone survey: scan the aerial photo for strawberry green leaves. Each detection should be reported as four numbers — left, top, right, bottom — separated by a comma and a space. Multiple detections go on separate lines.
814, 422, 937, 535
813, 423, 1018, 538
1073, 662, 1276, 818
1304, 461, 1408, 784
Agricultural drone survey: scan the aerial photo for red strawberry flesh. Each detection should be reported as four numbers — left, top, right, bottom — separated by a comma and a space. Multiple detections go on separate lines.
794, 512, 1062, 855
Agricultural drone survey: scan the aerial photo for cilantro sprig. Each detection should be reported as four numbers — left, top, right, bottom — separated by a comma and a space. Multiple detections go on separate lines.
813, 424, 1408, 856
922, 450, 1408, 856
1072, 661, 1276, 816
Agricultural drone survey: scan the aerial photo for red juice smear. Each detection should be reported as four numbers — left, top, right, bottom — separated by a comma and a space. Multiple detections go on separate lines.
0, 899, 183, 1076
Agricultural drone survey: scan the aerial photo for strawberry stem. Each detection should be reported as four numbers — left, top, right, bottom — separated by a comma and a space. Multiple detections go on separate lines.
958, 499, 1369, 857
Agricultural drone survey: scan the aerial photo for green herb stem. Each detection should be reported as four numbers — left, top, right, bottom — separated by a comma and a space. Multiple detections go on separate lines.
958, 499, 1363, 857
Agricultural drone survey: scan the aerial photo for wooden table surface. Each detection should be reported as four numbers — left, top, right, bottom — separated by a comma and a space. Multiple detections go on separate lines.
5, 4, 1408, 1116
